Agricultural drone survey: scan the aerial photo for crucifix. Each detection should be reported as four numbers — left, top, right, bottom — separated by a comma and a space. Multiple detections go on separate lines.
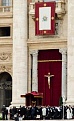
44, 72, 54, 89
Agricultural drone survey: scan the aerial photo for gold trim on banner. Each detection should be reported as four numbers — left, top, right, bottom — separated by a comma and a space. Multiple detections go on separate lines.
36, 18, 39, 21
44, 3, 46, 6
38, 60, 62, 62
51, 17, 54, 20
44, 31, 46, 34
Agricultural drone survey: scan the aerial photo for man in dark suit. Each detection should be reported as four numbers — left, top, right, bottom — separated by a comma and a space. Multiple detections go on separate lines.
1, 105, 6, 120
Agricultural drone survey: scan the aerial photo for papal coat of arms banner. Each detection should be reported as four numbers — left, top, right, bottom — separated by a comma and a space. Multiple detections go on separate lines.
35, 2, 55, 35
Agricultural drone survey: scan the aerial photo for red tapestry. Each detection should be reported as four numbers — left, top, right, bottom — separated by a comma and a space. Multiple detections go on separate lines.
38, 49, 62, 106
35, 2, 55, 35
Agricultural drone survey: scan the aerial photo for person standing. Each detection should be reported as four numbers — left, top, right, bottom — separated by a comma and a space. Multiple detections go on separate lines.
42, 106, 46, 120
5, 107, 8, 120
67, 105, 73, 119
1, 105, 6, 120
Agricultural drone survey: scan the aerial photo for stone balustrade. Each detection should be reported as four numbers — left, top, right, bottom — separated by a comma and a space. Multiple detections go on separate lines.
29, 0, 66, 19
0, 6, 13, 17
0, 6, 12, 12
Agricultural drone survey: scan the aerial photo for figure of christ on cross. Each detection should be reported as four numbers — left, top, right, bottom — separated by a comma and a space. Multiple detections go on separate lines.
44, 72, 54, 89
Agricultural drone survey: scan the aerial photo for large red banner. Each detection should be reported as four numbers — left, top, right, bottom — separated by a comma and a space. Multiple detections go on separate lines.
35, 2, 55, 35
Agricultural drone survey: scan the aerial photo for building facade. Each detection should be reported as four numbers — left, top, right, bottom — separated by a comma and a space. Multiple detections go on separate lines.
0, 0, 73, 111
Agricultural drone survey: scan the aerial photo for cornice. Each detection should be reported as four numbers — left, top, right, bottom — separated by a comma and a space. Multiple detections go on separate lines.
27, 38, 67, 50
27, 38, 67, 44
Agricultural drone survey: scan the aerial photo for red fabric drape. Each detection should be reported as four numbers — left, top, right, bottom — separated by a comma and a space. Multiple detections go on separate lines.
38, 49, 62, 106
38, 62, 50, 106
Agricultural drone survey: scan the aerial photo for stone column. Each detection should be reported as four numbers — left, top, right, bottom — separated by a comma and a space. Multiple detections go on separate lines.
31, 50, 38, 92
59, 48, 67, 100
12, 0, 27, 107
67, 0, 74, 105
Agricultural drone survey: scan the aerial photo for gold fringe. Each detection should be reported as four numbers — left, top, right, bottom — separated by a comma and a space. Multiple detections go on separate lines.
38, 60, 62, 62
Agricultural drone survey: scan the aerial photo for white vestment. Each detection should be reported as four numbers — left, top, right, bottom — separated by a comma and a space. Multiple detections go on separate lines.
67, 108, 72, 119
42, 107, 46, 116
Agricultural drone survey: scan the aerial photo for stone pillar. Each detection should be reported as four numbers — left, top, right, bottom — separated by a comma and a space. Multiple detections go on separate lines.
31, 50, 38, 92
67, 0, 74, 105
59, 48, 67, 100
12, 0, 27, 107
28, 52, 31, 92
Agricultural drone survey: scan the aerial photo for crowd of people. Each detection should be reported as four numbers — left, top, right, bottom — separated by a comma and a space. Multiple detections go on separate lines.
1, 104, 74, 120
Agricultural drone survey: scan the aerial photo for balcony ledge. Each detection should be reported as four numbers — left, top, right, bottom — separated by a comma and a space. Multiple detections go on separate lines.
29, 0, 66, 19
0, 6, 13, 18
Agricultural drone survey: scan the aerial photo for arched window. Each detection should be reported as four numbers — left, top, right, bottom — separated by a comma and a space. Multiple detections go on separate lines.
0, 72, 12, 112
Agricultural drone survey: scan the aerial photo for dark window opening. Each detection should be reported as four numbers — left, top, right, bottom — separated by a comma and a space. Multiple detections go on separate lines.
5, 90, 12, 107
0, 27, 10, 37
0, 72, 12, 112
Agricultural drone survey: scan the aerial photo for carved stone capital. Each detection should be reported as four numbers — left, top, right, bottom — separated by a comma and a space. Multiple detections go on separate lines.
30, 50, 38, 56
59, 48, 67, 55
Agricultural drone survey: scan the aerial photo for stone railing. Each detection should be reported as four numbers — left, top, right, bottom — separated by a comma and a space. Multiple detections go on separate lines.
0, 6, 12, 12
56, 0, 66, 19
29, 0, 66, 19
0, 6, 13, 17
29, 2, 35, 18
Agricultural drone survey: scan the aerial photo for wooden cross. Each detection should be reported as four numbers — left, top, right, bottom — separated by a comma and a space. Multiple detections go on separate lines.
44, 72, 54, 89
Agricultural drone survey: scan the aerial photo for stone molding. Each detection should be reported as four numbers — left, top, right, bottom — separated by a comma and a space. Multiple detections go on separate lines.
28, 39, 67, 50
0, 64, 12, 75
0, 52, 12, 61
